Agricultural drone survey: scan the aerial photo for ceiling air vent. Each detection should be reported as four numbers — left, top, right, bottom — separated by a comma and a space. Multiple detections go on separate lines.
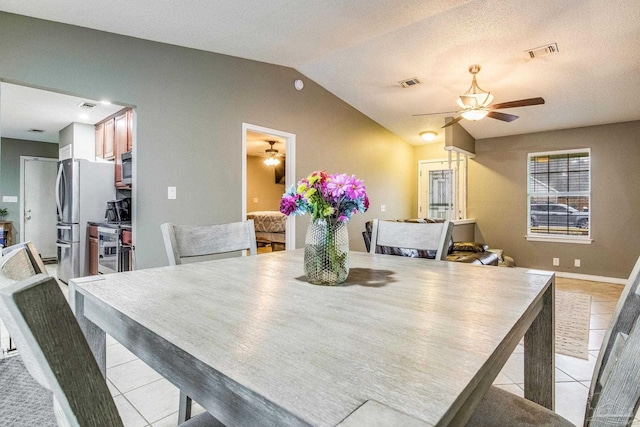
398, 77, 422, 88
77, 101, 98, 109
526, 43, 559, 59
28, 129, 45, 133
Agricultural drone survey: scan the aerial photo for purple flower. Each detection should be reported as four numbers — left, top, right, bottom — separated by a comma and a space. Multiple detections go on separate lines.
344, 175, 366, 199
279, 194, 299, 216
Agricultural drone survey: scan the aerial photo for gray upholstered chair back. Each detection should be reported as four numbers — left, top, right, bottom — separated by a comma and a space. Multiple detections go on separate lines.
585, 256, 640, 425
369, 219, 454, 261
0, 273, 123, 427
161, 220, 258, 265
2, 241, 47, 275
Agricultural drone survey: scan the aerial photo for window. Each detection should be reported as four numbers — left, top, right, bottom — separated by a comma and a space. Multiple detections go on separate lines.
527, 149, 591, 243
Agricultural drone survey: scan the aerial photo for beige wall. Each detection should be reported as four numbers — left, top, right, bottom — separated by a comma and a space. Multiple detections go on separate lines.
0, 12, 415, 265
471, 121, 640, 279
246, 156, 285, 212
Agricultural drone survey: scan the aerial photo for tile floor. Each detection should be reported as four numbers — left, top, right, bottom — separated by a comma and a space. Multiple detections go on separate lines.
11, 269, 638, 425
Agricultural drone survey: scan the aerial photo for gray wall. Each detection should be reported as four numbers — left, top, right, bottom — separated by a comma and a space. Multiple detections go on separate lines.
0, 12, 415, 268
470, 121, 640, 279
0, 137, 58, 237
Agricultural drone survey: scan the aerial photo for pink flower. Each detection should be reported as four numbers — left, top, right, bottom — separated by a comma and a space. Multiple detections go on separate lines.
344, 175, 366, 199
326, 173, 350, 198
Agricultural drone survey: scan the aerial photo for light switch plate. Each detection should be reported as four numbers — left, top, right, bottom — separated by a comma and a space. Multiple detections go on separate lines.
380, 205, 387, 212
2, 196, 17, 203
168, 187, 176, 200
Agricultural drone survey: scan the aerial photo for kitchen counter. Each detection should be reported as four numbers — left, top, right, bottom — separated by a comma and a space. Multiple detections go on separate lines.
88, 221, 132, 230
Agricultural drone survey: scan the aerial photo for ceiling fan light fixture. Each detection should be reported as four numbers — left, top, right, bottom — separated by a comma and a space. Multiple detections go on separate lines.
264, 156, 280, 166
456, 64, 494, 109
419, 131, 438, 142
461, 109, 489, 121
263, 140, 281, 166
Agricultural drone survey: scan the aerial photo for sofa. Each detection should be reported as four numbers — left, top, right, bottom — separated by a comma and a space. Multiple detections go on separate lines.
362, 219, 504, 266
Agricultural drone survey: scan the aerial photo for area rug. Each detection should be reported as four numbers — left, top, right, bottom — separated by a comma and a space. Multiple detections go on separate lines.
555, 290, 592, 360
0, 355, 57, 426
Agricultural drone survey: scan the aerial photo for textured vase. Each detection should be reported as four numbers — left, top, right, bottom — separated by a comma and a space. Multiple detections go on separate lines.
304, 219, 349, 285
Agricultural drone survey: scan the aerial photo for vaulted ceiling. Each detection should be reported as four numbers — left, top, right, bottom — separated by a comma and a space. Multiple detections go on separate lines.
1, 0, 639, 146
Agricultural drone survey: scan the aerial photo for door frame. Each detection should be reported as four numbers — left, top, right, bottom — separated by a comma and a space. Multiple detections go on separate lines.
242, 123, 296, 250
19, 155, 58, 245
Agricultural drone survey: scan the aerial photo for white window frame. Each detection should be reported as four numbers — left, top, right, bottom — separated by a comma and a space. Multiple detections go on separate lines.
526, 148, 592, 244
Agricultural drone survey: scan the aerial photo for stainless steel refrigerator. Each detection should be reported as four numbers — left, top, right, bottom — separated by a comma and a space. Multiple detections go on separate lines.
56, 159, 115, 283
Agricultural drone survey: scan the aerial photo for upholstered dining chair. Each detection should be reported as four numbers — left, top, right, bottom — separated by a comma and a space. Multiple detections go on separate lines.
467, 255, 640, 427
1, 241, 48, 275
368, 219, 454, 261
161, 220, 257, 422
161, 220, 257, 265
0, 271, 222, 427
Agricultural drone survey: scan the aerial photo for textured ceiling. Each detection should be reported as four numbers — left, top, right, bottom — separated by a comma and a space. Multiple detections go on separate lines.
1, 0, 639, 146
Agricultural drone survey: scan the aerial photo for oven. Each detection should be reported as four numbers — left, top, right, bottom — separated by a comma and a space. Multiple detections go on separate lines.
98, 226, 131, 274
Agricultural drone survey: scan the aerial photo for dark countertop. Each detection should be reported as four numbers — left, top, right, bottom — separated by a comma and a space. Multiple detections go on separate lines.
88, 221, 132, 230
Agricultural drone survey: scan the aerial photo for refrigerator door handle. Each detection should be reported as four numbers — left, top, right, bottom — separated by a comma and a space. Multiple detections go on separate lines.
57, 225, 72, 230
55, 163, 64, 220
56, 242, 72, 249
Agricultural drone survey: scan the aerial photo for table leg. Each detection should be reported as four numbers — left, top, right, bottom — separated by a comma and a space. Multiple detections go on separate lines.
70, 278, 107, 376
178, 392, 193, 423
524, 278, 555, 410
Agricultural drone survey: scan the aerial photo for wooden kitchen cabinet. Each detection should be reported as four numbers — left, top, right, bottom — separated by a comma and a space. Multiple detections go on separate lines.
114, 111, 130, 188
95, 122, 104, 159
126, 109, 133, 152
103, 118, 116, 160
88, 225, 99, 275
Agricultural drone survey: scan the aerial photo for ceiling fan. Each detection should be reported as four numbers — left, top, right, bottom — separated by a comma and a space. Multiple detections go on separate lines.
413, 65, 545, 128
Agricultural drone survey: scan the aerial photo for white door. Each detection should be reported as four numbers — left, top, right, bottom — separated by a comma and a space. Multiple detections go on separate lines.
418, 156, 467, 221
22, 156, 58, 259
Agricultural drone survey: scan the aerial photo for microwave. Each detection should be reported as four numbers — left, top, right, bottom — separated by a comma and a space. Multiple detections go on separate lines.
121, 151, 132, 185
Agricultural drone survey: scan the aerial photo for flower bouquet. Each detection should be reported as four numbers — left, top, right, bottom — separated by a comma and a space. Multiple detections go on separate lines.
280, 171, 368, 285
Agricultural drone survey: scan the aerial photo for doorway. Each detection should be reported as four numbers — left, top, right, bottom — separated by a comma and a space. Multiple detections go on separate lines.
20, 156, 58, 260
242, 123, 296, 251
418, 156, 467, 221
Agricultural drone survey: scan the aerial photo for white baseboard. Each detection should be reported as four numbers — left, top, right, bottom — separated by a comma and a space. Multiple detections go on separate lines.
555, 271, 626, 285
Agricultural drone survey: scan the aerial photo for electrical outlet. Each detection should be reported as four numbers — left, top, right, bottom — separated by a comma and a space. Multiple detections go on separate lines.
168, 186, 176, 200
380, 205, 387, 212
253, 197, 259, 203
553, 258, 560, 266
574, 259, 581, 267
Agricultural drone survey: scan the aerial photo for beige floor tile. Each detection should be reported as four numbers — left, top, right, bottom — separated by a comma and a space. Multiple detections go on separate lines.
492, 372, 513, 385
555, 353, 597, 382
108, 358, 163, 393
555, 368, 574, 382
107, 333, 118, 347
151, 412, 178, 427
108, 379, 122, 397
107, 342, 139, 369
125, 378, 180, 424
590, 301, 617, 315
499, 352, 524, 384
588, 329, 606, 351
555, 382, 589, 426
113, 394, 149, 427
590, 314, 611, 330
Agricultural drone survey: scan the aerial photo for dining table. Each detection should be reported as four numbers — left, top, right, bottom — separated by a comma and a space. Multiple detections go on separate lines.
69, 249, 555, 426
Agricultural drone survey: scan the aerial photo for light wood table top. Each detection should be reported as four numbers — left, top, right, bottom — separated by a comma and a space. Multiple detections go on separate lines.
70, 249, 555, 426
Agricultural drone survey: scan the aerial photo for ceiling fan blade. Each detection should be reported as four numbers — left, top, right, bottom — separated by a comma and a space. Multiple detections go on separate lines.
412, 110, 459, 117
442, 116, 464, 128
489, 97, 545, 109
487, 111, 519, 122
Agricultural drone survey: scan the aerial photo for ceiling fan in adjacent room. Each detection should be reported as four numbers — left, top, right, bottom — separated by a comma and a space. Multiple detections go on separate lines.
413, 64, 545, 128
